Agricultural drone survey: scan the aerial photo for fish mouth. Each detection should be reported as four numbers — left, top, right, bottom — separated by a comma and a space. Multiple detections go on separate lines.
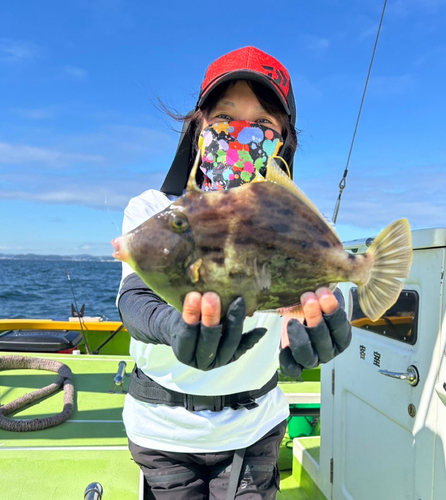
111, 236, 129, 262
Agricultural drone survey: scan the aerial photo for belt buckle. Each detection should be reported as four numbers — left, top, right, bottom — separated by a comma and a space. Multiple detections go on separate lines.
231, 398, 259, 411
184, 394, 225, 412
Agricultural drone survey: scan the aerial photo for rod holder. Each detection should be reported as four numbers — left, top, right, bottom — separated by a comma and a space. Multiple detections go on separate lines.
108, 360, 127, 394
84, 482, 103, 500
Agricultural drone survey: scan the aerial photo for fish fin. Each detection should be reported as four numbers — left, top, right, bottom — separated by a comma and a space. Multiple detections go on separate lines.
276, 303, 305, 318
258, 307, 290, 316
271, 285, 338, 317
186, 152, 202, 192
188, 258, 202, 284
253, 259, 272, 291
265, 156, 300, 195
271, 155, 292, 178
265, 157, 338, 236
358, 219, 412, 322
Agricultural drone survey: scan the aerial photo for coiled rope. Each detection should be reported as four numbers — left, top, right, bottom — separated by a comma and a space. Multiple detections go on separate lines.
0, 355, 74, 432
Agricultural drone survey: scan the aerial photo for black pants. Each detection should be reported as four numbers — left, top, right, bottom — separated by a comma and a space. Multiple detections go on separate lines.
129, 419, 287, 500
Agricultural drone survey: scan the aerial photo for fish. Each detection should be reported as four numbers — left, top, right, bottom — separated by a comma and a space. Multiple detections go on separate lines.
111, 155, 413, 322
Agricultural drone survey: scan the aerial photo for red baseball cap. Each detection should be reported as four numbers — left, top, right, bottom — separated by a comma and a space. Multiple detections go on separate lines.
197, 46, 295, 124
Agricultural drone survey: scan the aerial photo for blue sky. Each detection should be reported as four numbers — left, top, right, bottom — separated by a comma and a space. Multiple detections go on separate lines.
1, 0, 445, 256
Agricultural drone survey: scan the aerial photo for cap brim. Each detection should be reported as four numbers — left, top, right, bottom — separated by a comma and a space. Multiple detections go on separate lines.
197, 70, 291, 117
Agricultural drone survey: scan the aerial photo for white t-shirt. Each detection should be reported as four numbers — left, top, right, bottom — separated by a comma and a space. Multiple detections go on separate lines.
120, 189, 290, 453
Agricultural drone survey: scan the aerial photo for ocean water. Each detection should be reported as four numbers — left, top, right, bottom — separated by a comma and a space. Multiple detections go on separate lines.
0, 258, 122, 321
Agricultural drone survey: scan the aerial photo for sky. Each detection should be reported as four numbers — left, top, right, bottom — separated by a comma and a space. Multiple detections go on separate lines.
1, 0, 445, 256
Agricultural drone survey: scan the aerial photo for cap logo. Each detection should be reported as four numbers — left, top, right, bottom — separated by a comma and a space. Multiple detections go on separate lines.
261, 65, 288, 91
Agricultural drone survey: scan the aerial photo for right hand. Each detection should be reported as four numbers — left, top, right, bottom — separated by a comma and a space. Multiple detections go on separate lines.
279, 288, 351, 378
169, 292, 267, 371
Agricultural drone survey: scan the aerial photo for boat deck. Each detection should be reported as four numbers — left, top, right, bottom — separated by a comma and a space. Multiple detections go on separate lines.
0, 352, 139, 499
0, 351, 317, 499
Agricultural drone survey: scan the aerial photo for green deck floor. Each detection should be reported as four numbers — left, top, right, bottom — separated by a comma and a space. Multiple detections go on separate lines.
0, 352, 140, 499
1, 352, 314, 499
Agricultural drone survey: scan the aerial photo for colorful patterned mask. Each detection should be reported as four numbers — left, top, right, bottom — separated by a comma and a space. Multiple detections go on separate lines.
198, 121, 284, 191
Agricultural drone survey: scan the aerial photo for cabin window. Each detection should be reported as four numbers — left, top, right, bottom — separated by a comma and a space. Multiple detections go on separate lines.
349, 288, 419, 345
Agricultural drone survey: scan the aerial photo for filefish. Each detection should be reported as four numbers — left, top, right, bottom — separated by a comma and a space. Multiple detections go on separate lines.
112, 156, 412, 322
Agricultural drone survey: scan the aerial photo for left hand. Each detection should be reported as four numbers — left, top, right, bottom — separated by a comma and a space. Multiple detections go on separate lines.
170, 292, 267, 371
279, 287, 352, 378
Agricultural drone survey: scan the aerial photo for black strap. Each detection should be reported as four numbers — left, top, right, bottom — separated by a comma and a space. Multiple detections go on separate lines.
129, 366, 278, 412
225, 448, 246, 500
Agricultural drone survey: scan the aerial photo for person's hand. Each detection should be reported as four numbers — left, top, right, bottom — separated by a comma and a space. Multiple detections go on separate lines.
279, 287, 351, 378
169, 292, 267, 371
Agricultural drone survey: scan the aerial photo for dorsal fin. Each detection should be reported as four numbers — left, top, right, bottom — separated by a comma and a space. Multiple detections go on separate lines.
265, 157, 338, 236
265, 156, 300, 196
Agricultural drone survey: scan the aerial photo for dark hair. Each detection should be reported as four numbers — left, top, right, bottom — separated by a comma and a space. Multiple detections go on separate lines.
163, 79, 298, 164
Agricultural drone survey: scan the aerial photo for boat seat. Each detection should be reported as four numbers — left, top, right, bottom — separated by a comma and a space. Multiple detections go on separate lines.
0, 330, 82, 353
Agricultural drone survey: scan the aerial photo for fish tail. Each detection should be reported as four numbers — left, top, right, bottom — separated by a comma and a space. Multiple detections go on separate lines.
357, 218, 412, 322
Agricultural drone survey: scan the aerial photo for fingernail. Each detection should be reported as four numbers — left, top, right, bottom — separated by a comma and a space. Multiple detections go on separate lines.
203, 291, 219, 306
186, 291, 202, 307
315, 288, 332, 301
301, 292, 316, 306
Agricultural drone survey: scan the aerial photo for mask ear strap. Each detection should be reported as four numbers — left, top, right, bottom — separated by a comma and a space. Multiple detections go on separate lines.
271, 155, 291, 179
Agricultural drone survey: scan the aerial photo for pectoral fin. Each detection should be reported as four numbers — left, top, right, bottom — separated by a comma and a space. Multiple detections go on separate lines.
188, 258, 202, 284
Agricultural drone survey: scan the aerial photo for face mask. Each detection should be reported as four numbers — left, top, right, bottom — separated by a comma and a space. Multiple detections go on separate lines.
198, 121, 284, 191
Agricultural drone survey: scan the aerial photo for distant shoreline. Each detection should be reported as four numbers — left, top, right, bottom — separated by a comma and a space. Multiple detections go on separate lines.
0, 253, 118, 262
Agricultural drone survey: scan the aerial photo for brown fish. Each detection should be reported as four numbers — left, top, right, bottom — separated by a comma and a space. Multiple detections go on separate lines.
112, 156, 412, 322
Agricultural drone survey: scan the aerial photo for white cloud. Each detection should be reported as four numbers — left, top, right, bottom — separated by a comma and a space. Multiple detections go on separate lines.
390, 0, 446, 17
0, 245, 25, 251
53, 124, 177, 165
358, 24, 380, 43
368, 74, 416, 97
0, 38, 40, 62
15, 107, 54, 120
0, 175, 164, 210
63, 65, 87, 80
0, 124, 175, 210
0, 188, 123, 209
0, 142, 104, 167
301, 34, 331, 53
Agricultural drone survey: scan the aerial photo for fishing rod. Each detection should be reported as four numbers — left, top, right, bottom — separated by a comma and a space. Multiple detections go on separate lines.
66, 269, 90, 355
332, 0, 388, 224
104, 195, 122, 236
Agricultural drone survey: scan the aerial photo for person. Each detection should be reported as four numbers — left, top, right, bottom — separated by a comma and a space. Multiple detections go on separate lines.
117, 46, 352, 500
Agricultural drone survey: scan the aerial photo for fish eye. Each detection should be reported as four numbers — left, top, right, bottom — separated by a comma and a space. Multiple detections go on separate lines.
170, 214, 189, 232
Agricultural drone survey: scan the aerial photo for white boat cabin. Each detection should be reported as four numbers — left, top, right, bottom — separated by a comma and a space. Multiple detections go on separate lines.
294, 227, 446, 500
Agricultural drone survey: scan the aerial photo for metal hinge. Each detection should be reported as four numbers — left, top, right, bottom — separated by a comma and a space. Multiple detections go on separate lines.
330, 458, 334, 483
332, 369, 335, 395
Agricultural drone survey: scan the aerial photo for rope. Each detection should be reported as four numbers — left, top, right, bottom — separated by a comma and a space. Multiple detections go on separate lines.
0, 355, 74, 432
332, 0, 388, 224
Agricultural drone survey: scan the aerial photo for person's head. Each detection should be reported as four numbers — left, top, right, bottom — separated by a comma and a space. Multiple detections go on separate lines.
161, 46, 298, 196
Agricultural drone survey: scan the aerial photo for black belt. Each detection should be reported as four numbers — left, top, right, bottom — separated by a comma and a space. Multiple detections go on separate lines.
129, 365, 278, 412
